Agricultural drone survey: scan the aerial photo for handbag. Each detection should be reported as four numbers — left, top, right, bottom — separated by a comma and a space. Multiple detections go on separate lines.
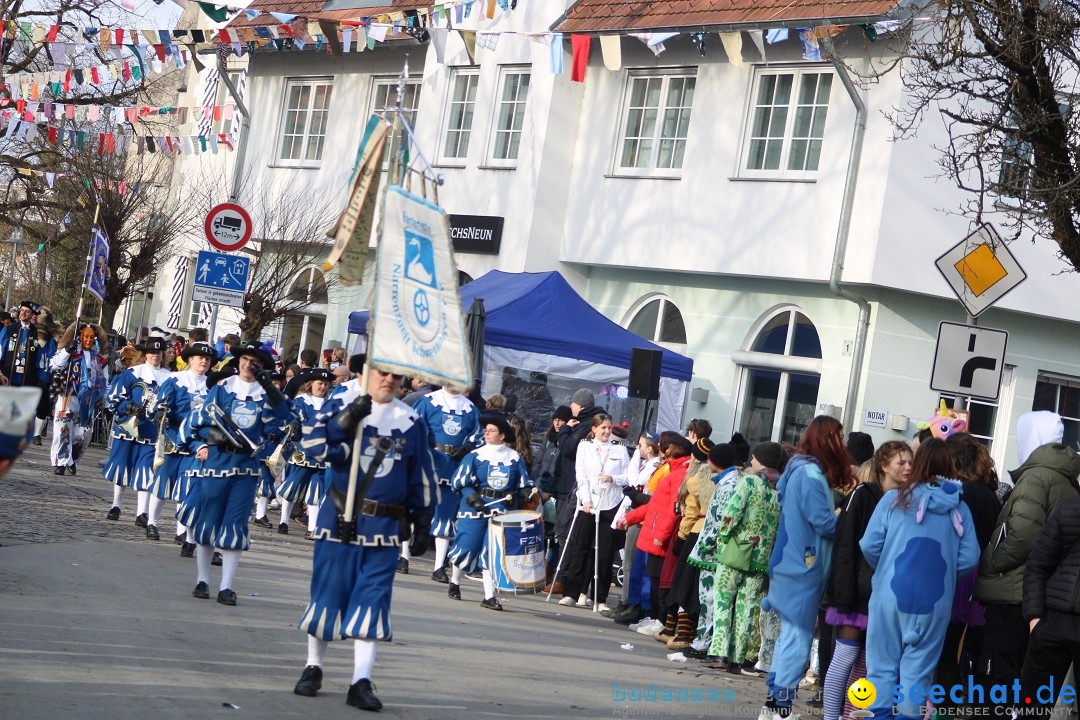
718, 537, 754, 571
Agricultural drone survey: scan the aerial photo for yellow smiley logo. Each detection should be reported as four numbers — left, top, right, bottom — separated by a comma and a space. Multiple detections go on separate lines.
848, 678, 876, 709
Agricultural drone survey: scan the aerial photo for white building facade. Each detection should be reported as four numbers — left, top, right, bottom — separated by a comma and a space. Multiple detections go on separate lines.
148, 0, 1080, 473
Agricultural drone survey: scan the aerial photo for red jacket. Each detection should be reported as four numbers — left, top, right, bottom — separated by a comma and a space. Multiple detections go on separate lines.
624, 455, 691, 556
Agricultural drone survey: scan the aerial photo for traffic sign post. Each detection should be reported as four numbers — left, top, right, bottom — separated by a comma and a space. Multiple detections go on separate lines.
192, 250, 250, 309
935, 223, 1026, 318
930, 322, 1009, 400
204, 202, 253, 252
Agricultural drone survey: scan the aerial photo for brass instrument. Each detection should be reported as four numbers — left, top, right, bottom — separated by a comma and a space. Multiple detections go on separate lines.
117, 381, 150, 437
151, 402, 174, 472
204, 402, 258, 454
264, 422, 298, 480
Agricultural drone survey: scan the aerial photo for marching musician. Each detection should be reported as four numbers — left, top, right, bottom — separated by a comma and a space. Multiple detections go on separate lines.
446, 414, 533, 610
292, 367, 436, 712
179, 345, 291, 606
275, 367, 331, 536
0, 301, 57, 443
148, 341, 213, 553
252, 347, 286, 529
409, 386, 480, 580
48, 323, 109, 476
103, 336, 171, 525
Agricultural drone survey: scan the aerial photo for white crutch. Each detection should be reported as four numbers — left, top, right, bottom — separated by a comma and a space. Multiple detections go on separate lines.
545, 498, 581, 602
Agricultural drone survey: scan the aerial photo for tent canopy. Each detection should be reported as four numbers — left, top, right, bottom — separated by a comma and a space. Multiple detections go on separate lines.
347, 270, 693, 381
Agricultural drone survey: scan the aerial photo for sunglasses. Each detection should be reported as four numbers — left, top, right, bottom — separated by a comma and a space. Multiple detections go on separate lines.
374, 369, 404, 381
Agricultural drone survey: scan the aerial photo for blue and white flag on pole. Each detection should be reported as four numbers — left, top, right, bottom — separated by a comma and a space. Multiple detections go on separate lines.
84, 228, 109, 302
369, 186, 471, 389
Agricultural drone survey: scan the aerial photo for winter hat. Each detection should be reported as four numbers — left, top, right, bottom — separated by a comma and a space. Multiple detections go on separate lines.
752, 442, 784, 471
730, 432, 751, 466
552, 405, 573, 422
846, 432, 875, 466
668, 435, 693, 456
571, 388, 595, 409
691, 437, 715, 462
708, 443, 737, 470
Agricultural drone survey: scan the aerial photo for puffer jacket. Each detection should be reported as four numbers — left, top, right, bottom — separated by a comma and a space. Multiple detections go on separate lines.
1023, 496, 1080, 620
828, 481, 885, 615
624, 455, 691, 556
974, 443, 1080, 605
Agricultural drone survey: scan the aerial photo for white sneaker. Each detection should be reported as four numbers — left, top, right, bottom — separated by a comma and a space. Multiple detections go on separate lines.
558, 596, 575, 606
635, 619, 664, 635
596, 603, 611, 615
757, 707, 782, 720
576, 595, 590, 607
628, 616, 655, 631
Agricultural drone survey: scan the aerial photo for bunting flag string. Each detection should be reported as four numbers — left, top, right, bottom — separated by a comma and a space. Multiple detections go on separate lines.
2, 115, 236, 158
0, 94, 236, 128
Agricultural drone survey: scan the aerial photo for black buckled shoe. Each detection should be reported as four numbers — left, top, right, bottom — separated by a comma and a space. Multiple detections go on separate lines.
217, 589, 237, 606
278, 522, 289, 534
293, 665, 322, 697
192, 581, 210, 599
252, 516, 271, 528
145, 524, 160, 541
447, 583, 461, 600
431, 567, 449, 584
174, 533, 186, 546
396, 557, 408, 574
480, 596, 503, 611
346, 679, 382, 711
211, 551, 223, 566
135, 513, 148, 528
105, 506, 121, 521
180, 542, 195, 558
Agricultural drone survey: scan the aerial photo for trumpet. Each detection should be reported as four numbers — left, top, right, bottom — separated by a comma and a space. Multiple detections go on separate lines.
151, 403, 175, 472
264, 422, 298, 480
117, 381, 150, 437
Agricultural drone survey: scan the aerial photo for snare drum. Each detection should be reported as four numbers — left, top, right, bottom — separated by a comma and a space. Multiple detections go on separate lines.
487, 510, 546, 593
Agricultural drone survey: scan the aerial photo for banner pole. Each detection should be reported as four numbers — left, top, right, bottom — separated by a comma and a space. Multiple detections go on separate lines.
73, 202, 102, 325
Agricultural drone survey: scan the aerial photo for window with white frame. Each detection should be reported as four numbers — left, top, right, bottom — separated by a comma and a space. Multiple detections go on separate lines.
442, 69, 480, 162
1033, 372, 1080, 449
742, 67, 833, 177
371, 78, 421, 169
626, 296, 687, 344
615, 70, 696, 175
489, 68, 531, 165
277, 78, 333, 165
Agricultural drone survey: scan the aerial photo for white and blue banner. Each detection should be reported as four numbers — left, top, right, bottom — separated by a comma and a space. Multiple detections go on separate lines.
85, 228, 109, 303
369, 186, 471, 389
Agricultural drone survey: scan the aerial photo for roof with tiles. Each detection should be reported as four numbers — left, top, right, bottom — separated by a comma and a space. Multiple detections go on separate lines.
552, 0, 903, 33
228, 0, 427, 27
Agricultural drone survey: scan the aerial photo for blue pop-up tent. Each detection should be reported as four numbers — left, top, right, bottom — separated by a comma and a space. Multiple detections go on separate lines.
348, 270, 693, 430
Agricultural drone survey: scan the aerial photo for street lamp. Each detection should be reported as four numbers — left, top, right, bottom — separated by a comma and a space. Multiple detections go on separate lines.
5, 227, 25, 310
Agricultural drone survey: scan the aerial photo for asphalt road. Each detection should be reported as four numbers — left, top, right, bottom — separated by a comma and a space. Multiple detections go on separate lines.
0, 442, 787, 720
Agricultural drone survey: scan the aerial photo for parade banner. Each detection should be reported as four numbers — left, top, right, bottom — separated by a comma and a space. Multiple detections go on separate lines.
84, 227, 109, 302
368, 185, 472, 389
323, 114, 388, 281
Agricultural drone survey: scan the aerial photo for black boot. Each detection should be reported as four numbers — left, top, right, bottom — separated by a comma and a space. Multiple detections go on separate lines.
448, 583, 461, 600
346, 679, 382, 711
294, 665, 322, 697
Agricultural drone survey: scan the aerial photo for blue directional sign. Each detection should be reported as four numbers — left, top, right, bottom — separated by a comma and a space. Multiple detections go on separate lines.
191, 250, 250, 309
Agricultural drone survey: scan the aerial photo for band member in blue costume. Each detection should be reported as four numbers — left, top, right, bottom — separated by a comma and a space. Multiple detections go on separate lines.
276, 367, 331, 535
292, 367, 436, 712
103, 336, 171, 524
48, 323, 108, 476
178, 345, 291, 606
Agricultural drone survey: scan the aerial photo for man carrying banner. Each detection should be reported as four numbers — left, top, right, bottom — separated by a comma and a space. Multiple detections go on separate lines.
48, 322, 109, 475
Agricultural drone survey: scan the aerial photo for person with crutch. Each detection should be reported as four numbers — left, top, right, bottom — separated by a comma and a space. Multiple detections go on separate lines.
557, 414, 629, 614
446, 414, 533, 609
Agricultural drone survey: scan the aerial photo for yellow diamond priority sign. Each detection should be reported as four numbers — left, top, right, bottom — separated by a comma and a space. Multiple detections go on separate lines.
935, 224, 1026, 317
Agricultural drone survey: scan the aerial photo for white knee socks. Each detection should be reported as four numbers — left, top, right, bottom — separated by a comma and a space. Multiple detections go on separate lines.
352, 639, 376, 683
137, 490, 150, 516
148, 495, 164, 527
219, 549, 241, 592
255, 496, 268, 519
112, 484, 125, 509
434, 537, 450, 568
400, 542, 411, 561
35, 417, 45, 436
195, 543, 212, 584
482, 569, 495, 599
306, 635, 328, 667
280, 500, 294, 526
176, 520, 187, 537
451, 565, 464, 584
307, 504, 319, 533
